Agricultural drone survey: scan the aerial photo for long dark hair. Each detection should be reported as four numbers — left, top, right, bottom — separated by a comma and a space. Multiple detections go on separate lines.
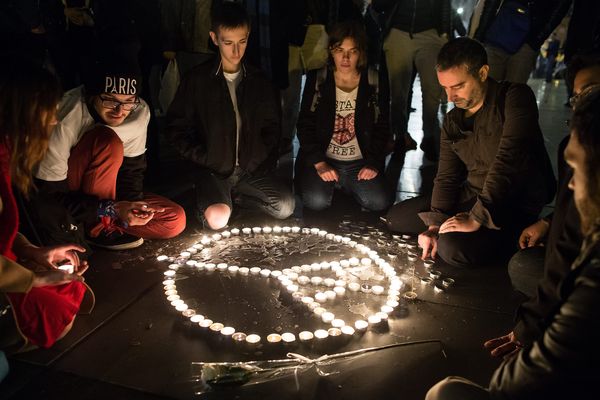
0, 63, 62, 195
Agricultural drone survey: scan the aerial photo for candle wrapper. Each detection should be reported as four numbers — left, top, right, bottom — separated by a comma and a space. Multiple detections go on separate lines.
191, 340, 441, 394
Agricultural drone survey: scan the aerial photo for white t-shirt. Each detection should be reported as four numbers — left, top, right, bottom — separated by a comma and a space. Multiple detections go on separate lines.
326, 86, 363, 161
223, 70, 242, 166
36, 86, 150, 181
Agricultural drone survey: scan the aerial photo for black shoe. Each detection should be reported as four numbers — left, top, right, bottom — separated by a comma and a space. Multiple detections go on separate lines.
88, 230, 143, 250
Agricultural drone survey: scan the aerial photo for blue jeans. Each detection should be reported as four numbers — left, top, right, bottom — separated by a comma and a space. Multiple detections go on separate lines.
299, 159, 390, 211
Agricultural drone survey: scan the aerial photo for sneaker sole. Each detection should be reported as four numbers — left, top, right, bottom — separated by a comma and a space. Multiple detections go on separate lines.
91, 237, 144, 251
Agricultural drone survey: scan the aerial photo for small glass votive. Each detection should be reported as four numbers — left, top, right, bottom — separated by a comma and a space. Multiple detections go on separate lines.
314, 329, 329, 339
199, 319, 213, 328
221, 326, 235, 336
252, 227, 262, 234
372, 285, 385, 295
246, 334, 261, 344
205, 263, 216, 271
333, 286, 346, 296
273, 226, 282, 233
299, 331, 314, 341
321, 312, 335, 323
360, 284, 372, 294
262, 226, 272, 234
228, 265, 239, 274
242, 227, 252, 235
355, 320, 368, 330
281, 332, 296, 343
190, 314, 205, 323
331, 319, 345, 328
310, 263, 321, 271
221, 231, 231, 238
291, 226, 301, 233
217, 263, 228, 271
348, 282, 361, 292
267, 333, 282, 343
315, 292, 327, 303
239, 267, 250, 275
250, 267, 261, 275
209, 322, 224, 332
341, 325, 355, 335
429, 270, 442, 279
232, 332, 247, 342
368, 315, 381, 325
324, 290, 336, 300
231, 228, 240, 235
156, 255, 168, 262
310, 276, 323, 285
282, 226, 291, 233
442, 278, 455, 288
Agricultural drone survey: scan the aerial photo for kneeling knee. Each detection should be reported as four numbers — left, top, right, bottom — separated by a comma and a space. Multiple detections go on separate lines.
204, 204, 230, 230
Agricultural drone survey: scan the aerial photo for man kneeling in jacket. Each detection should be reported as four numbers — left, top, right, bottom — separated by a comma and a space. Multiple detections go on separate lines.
166, 2, 294, 229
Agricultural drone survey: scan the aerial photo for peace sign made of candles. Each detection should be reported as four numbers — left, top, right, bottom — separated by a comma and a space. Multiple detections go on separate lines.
159, 226, 407, 344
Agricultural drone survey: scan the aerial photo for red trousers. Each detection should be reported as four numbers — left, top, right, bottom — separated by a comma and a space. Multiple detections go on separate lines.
67, 126, 186, 239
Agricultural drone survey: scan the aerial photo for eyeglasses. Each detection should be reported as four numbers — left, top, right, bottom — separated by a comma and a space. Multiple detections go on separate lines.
569, 84, 600, 109
99, 96, 140, 111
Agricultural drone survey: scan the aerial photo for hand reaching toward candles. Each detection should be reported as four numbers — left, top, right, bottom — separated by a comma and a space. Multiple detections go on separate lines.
439, 212, 481, 234
418, 226, 439, 259
18, 244, 86, 271
483, 331, 523, 359
518, 219, 550, 248
115, 201, 165, 226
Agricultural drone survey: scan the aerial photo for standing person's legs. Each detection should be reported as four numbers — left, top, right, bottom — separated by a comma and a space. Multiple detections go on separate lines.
234, 174, 295, 219
505, 43, 537, 84
384, 28, 416, 149
384, 195, 433, 234
124, 193, 186, 239
485, 45, 510, 81
281, 45, 303, 155
414, 30, 446, 159
67, 126, 124, 199
336, 161, 390, 211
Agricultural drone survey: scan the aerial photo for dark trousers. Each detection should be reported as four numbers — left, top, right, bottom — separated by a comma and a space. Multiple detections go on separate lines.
386, 195, 535, 267
195, 167, 294, 221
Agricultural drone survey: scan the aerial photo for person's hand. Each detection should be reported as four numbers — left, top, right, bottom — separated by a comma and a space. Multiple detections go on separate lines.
483, 331, 523, 359
439, 212, 481, 234
32, 263, 88, 288
418, 226, 439, 259
64, 7, 94, 27
114, 201, 165, 227
519, 219, 550, 249
357, 166, 378, 180
21, 244, 86, 271
163, 51, 176, 60
314, 161, 339, 182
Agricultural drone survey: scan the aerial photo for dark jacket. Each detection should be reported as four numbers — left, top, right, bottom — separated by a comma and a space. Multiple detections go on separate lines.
473, 0, 571, 51
166, 57, 281, 177
489, 234, 600, 399
296, 67, 391, 172
372, 0, 452, 37
514, 135, 582, 345
420, 79, 556, 229
159, 0, 219, 54
564, 0, 600, 62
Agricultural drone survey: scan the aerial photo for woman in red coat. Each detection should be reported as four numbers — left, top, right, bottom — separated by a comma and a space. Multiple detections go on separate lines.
1, 62, 89, 352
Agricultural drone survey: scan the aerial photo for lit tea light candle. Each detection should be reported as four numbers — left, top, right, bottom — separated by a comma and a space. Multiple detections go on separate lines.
201, 263, 214, 272
242, 227, 252, 235
310, 276, 323, 285
282, 226, 292, 233
313, 307, 326, 316
291, 226, 301, 233
167, 295, 180, 302
227, 265, 239, 273
231, 228, 240, 235
299, 331, 314, 341
355, 320, 368, 330
301, 296, 314, 304
168, 264, 179, 270
221, 326, 235, 336
310, 263, 321, 271
163, 279, 174, 285
331, 319, 345, 328
333, 286, 346, 296
334, 279, 346, 287
157, 255, 168, 262
250, 267, 261, 275
325, 290, 336, 300
341, 237, 351, 244
349, 241, 357, 248
360, 284, 372, 294
193, 243, 204, 250
246, 334, 261, 344
180, 251, 191, 259
368, 315, 381, 324
190, 314, 205, 323
287, 272, 299, 280
270, 270, 282, 278
375, 311, 388, 320
176, 303, 189, 312
164, 270, 176, 277
221, 231, 231, 238
324, 278, 336, 287
273, 226, 282, 233
302, 228, 310, 234
340, 260, 350, 268
262, 226, 272, 234
232, 332, 247, 341
252, 227, 262, 234
321, 312, 335, 323
182, 309, 196, 317
314, 329, 329, 339
315, 292, 327, 303
348, 282, 361, 292
267, 333, 282, 343
201, 237, 211, 245
292, 292, 303, 300
360, 258, 372, 266
429, 270, 442, 279
372, 285, 385, 295
349, 257, 359, 266
326, 233, 335, 240
239, 267, 249, 275
260, 269, 271, 277
328, 327, 342, 337
381, 305, 394, 314
334, 235, 342, 243
310, 227, 319, 235
186, 260, 197, 267
217, 263, 228, 271
286, 284, 299, 293
300, 264, 311, 272
212, 233, 222, 241
330, 261, 340, 269
281, 332, 296, 343
209, 322, 224, 332
341, 325, 355, 335
57, 264, 74, 274
165, 289, 177, 296
199, 319, 213, 328
387, 299, 400, 307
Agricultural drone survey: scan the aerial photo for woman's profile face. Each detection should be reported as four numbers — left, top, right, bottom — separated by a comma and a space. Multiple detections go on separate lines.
331, 37, 360, 74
